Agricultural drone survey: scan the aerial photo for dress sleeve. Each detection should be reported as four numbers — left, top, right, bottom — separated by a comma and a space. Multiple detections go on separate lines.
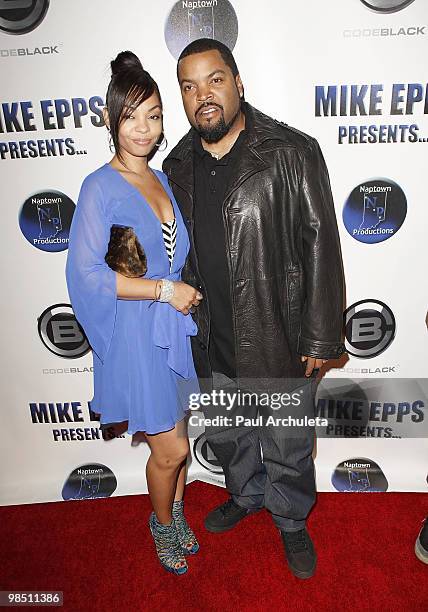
65, 174, 117, 363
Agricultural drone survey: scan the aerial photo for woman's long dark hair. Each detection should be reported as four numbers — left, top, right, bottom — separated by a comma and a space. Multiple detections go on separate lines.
106, 51, 163, 162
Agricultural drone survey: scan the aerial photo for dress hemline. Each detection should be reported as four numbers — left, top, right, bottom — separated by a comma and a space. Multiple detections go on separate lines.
97, 410, 191, 438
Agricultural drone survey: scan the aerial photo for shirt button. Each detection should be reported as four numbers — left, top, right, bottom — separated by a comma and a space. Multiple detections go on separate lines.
211, 170, 216, 176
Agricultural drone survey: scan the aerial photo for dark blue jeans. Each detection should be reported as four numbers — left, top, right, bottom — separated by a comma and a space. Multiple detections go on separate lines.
203, 371, 317, 531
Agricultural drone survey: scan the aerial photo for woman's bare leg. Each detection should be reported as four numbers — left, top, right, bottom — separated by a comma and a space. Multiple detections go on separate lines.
144, 418, 189, 525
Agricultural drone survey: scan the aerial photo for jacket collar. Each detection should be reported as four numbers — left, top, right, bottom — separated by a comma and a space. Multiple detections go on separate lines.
165, 102, 287, 205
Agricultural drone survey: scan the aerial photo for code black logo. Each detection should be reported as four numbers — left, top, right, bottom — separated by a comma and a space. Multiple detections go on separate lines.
193, 432, 223, 474
344, 299, 396, 358
360, 0, 416, 12
38, 304, 90, 359
0, 0, 49, 35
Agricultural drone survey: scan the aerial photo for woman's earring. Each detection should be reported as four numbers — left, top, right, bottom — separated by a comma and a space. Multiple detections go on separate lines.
107, 129, 115, 153
155, 135, 168, 152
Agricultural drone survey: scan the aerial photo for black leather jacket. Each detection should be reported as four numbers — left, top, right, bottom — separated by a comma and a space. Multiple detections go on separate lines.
163, 103, 346, 380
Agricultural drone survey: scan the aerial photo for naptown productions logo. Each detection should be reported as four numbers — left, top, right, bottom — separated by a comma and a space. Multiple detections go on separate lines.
38, 304, 90, 359
344, 299, 396, 358
0, 0, 49, 35
342, 179, 407, 244
360, 0, 416, 13
164, 0, 238, 60
193, 432, 224, 474
62, 463, 117, 500
332, 457, 388, 492
19, 190, 75, 252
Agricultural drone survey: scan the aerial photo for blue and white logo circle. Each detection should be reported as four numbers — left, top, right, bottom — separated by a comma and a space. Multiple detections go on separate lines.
19, 190, 75, 252
62, 463, 117, 500
332, 457, 388, 492
165, 0, 238, 60
343, 178, 407, 244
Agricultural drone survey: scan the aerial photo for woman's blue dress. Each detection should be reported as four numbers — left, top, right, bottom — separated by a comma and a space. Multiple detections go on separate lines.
65, 163, 198, 435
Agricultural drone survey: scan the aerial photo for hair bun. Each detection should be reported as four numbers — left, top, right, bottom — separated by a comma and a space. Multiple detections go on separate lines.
111, 51, 144, 75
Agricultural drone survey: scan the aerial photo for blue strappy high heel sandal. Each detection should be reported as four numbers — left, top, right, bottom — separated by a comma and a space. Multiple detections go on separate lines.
172, 500, 200, 555
149, 512, 188, 575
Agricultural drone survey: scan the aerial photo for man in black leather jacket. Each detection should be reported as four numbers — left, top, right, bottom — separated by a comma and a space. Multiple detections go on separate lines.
163, 38, 346, 579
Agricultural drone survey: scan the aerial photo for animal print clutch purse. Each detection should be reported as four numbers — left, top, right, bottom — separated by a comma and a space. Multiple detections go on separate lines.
105, 225, 147, 277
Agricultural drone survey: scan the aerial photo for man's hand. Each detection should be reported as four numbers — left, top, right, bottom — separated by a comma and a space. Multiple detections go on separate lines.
301, 355, 327, 377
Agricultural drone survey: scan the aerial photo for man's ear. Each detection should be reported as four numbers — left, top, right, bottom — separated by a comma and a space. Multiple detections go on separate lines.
236, 74, 244, 99
103, 106, 110, 129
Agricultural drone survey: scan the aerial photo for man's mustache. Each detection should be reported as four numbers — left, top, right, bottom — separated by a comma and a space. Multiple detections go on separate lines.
195, 102, 224, 118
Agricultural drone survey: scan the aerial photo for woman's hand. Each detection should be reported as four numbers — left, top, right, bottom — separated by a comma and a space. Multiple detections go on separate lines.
169, 281, 203, 315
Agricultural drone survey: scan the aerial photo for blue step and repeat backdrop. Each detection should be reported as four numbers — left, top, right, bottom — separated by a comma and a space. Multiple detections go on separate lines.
1, 0, 427, 504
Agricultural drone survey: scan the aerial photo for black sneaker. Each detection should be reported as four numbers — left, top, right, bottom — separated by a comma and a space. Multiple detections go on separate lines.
415, 517, 428, 565
280, 528, 317, 579
204, 497, 260, 533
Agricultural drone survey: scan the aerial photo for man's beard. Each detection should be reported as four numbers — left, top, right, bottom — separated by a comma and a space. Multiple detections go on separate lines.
195, 103, 241, 143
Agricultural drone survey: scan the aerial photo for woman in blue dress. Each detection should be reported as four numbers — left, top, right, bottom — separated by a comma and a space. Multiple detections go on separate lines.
66, 51, 203, 575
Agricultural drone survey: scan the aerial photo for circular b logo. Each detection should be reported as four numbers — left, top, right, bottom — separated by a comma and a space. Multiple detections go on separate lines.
343, 178, 407, 244
193, 433, 224, 474
19, 190, 75, 252
344, 299, 396, 358
165, 0, 238, 59
38, 304, 90, 359
0, 0, 50, 35
360, 0, 416, 12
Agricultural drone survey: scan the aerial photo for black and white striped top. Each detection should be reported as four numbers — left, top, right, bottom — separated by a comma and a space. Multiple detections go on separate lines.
161, 218, 177, 271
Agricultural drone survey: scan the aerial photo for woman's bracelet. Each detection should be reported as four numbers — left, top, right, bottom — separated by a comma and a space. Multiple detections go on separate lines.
158, 279, 175, 303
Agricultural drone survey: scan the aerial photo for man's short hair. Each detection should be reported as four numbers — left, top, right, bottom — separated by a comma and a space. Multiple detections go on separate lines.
177, 38, 239, 80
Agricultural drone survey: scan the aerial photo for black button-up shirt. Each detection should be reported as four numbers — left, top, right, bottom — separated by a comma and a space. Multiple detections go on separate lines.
193, 114, 248, 379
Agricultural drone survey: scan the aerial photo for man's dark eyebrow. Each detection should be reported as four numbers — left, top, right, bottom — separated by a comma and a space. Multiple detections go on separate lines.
180, 69, 227, 85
